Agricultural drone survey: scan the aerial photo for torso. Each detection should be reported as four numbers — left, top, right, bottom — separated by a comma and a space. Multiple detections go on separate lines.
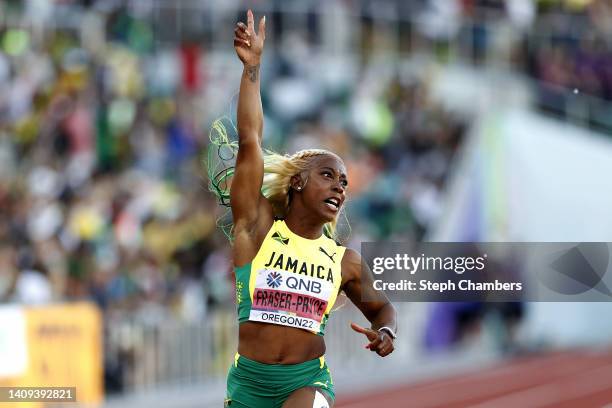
233, 219, 346, 364
238, 321, 326, 363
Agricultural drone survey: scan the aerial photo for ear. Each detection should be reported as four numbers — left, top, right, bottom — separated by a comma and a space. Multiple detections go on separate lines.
290, 174, 304, 191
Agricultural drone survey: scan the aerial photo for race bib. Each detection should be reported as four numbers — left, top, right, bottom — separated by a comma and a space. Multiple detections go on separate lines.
249, 269, 334, 333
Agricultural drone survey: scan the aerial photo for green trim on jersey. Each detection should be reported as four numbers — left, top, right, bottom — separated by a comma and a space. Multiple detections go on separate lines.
235, 263, 252, 322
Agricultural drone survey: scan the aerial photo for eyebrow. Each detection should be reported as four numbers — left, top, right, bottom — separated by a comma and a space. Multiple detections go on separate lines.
320, 166, 347, 178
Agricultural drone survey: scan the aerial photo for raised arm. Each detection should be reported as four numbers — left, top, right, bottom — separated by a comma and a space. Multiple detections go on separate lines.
341, 248, 397, 357
231, 10, 273, 248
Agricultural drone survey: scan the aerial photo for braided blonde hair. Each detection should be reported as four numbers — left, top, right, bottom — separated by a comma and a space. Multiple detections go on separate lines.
206, 118, 343, 241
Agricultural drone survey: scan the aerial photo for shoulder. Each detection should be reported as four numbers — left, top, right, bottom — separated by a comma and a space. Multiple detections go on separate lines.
341, 247, 361, 264
341, 247, 362, 282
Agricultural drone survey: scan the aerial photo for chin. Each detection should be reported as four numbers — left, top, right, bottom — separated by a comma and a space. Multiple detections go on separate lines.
312, 204, 339, 223
320, 211, 338, 223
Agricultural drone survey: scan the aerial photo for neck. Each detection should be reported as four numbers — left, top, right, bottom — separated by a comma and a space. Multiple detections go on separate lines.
284, 207, 326, 240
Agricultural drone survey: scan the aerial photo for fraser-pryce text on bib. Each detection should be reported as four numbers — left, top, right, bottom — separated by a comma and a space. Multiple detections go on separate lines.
249, 268, 334, 332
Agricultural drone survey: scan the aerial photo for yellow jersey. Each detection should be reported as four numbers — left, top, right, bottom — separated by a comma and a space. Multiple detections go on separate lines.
235, 219, 346, 335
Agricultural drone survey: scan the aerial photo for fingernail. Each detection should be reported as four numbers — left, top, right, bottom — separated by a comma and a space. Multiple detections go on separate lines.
263, 16, 266, 24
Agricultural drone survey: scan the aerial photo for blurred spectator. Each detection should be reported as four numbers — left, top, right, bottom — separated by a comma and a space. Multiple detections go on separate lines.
13, 248, 52, 304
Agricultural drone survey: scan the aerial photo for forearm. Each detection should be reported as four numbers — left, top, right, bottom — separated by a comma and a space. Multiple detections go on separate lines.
237, 63, 263, 143
368, 303, 397, 333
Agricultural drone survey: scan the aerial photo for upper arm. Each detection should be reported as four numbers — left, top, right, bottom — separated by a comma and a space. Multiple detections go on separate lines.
230, 132, 273, 232
341, 248, 391, 322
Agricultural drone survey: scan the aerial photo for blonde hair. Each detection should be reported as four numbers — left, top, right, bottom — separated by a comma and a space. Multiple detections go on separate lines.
206, 117, 344, 241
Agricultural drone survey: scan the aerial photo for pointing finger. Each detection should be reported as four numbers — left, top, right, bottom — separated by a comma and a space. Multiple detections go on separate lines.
247, 9, 255, 32
350, 322, 368, 335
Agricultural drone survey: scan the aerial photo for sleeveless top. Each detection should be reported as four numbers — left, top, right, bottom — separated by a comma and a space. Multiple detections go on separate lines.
235, 219, 346, 336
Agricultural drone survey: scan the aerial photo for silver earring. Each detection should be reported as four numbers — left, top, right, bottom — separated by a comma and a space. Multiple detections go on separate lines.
296, 186, 302, 191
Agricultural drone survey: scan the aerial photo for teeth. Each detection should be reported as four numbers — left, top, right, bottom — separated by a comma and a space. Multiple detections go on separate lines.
325, 202, 338, 211
324, 198, 340, 209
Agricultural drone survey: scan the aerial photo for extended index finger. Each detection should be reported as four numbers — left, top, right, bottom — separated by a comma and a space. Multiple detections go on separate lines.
350, 322, 368, 334
350, 322, 377, 339
247, 9, 255, 32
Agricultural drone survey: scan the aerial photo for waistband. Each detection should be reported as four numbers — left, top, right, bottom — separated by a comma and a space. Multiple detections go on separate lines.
234, 353, 326, 371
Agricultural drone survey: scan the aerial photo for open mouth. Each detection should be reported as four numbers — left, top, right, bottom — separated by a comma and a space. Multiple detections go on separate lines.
323, 197, 340, 212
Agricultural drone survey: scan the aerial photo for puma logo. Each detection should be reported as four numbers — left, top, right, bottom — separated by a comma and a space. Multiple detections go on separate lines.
319, 247, 336, 263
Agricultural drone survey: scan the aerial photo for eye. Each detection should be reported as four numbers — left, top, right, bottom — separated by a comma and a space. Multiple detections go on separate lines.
341, 180, 348, 187
322, 171, 332, 178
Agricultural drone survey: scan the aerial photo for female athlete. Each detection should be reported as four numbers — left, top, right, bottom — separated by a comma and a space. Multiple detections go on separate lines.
211, 10, 397, 408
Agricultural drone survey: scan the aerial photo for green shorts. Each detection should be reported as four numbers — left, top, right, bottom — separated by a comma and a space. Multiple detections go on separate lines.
225, 353, 334, 408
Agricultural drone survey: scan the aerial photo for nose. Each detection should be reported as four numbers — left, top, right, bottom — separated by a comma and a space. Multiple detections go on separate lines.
332, 179, 345, 195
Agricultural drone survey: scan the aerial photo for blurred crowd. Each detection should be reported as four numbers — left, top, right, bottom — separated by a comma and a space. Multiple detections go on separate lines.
0, 1, 467, 324
528, 1, 612, 128
527, 0, 612, 100
414, 0, 612, 129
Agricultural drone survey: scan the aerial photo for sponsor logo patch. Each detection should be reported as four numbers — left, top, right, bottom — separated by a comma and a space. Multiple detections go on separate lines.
266, 271, 283, 288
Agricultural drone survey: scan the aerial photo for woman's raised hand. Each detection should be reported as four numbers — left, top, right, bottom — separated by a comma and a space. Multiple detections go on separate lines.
234, 10, 266, 66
